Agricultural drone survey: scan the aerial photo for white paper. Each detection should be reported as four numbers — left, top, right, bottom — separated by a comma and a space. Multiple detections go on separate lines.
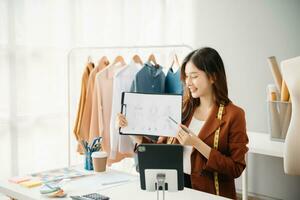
121, 93, 182, 137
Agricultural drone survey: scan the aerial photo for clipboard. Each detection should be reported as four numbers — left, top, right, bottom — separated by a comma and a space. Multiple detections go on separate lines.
119, 92, 182, 137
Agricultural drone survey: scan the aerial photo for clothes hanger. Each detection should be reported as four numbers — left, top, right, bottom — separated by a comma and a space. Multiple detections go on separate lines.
132, 54, 143, 65
86, 56, 95, 70
171, 53, 180, 72
113, 55, 126, 66
148, 54, 158, 67
98, 56, 110, 69
87, 56, 92, 63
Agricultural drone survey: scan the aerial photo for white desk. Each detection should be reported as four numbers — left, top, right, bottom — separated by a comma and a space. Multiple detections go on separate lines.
99, 181, 229, 200
1, 132, 283, 200
242, 131, 284, 200
248, 131, 284, 158
0, 169, 229, 200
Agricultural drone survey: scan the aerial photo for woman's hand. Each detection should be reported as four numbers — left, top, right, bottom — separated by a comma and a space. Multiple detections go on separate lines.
116, 113, 143, 144
115, 113, 128, 129
176, 124, 199, 147
176, 124, 212, 159
157, 136, 167, 144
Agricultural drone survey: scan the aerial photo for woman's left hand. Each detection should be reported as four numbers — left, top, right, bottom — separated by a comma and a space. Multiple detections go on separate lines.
176, 124, 199, 146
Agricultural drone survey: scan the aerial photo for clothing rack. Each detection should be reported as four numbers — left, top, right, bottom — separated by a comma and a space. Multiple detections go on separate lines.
67, 44, 193, 167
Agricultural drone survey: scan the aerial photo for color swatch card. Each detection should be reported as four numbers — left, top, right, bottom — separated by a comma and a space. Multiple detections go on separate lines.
9, 176, 31, 184
20, 180, 42, 188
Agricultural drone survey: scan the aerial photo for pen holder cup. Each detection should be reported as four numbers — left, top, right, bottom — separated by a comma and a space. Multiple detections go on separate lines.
92, 151, 107, 172
84, 151, 93, 170
267, 101, 292, 141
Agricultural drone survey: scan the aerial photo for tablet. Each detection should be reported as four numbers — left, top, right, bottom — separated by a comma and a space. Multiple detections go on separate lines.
137, 144, 184, 191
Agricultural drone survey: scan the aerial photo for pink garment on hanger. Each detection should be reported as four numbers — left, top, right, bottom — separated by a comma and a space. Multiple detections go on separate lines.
89, 63, 132, 164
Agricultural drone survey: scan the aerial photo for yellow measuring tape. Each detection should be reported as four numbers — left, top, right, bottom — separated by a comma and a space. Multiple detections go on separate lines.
213, 104, 224, 196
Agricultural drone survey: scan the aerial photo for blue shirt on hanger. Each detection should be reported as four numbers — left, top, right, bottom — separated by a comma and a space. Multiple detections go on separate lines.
130, 62, 165, 94
130, 62, 165, 142
165, 67, 183, 95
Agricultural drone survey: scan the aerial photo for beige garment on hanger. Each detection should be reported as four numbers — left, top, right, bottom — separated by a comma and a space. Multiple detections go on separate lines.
89, 63, 132, 164
73, 62, 94, 142
77, 60, 109, 153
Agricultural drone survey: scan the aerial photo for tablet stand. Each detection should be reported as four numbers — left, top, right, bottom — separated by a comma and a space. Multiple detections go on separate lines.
156, 173, 166, 200
145, 169, 178, 200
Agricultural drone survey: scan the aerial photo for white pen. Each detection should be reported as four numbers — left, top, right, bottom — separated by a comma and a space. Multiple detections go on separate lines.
168, 116, 192, 134
101, 179, 130, 186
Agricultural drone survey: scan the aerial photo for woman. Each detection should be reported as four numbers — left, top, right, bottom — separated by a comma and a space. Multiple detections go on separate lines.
117, 47, 248, 199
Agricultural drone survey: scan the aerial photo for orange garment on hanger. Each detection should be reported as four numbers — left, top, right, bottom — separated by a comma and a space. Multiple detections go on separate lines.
76, 57, 109, 153
73, 62, 94, 143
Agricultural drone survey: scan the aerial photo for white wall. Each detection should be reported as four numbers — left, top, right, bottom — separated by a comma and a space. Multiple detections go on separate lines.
188, 0, 300, 199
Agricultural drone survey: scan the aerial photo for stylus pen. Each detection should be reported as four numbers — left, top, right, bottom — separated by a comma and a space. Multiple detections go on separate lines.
168, 116, 192, 134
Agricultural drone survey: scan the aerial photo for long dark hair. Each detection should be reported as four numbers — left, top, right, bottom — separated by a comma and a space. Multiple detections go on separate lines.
181, 47, 231, 123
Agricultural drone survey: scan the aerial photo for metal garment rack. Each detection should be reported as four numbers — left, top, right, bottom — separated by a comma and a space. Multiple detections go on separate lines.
67, 44, 193, 167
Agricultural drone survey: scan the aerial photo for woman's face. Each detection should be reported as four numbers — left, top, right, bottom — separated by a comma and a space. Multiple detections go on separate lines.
185, 61, 214, 98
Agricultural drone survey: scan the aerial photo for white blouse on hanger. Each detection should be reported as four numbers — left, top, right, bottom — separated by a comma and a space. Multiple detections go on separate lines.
109, 61, 142, 159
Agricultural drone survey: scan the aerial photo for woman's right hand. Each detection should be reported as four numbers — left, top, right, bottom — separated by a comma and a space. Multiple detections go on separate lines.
116, 113, 143, 144
115, 113, 128, 129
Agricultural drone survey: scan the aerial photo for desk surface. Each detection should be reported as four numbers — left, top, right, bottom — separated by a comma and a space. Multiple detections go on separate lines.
248, 131, 284, 158
99, 181, 229, 200
0, 169, 229, 200
1, 132, 282, 200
